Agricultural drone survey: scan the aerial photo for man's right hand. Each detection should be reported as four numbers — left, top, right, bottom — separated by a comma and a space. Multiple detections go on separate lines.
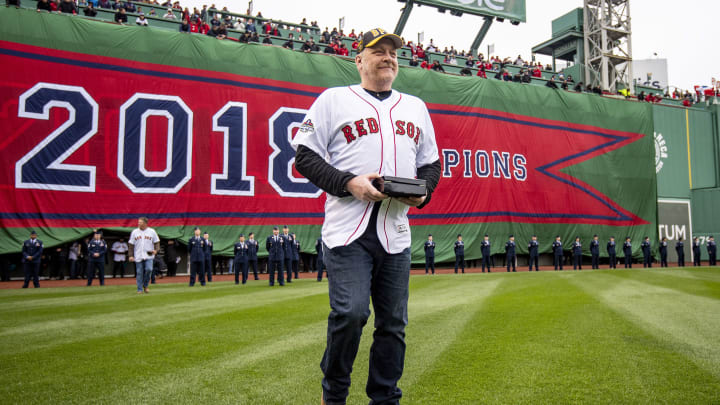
345, 173, 388, 202
128, 256, 134, 262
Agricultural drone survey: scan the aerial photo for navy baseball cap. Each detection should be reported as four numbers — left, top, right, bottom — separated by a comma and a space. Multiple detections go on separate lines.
194, 226, 201, 231
358, 28, 403, 52
428, 234, 432, 236
30, 230, 37, 235
273, 226, 279, 230
239, 233, 244, 237
457, 234, 462, 237
484, 234, 489, 237
509, 234, 514, 238
94, 230, 103, 235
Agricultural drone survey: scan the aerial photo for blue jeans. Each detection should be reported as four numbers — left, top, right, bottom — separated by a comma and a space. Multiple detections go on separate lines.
321, 237, 411, 405
135, 259, 153, 292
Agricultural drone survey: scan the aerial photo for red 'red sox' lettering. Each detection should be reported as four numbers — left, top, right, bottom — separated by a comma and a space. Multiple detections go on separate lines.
341, 118, 381, 144
395, 120, 421, 145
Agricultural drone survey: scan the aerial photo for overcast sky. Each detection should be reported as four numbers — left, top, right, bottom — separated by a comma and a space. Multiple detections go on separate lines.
181, 0, 718, 91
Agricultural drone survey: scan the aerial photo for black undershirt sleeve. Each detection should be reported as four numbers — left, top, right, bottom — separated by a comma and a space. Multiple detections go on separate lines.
295, 145, 354, 197
415, 159, 441, 209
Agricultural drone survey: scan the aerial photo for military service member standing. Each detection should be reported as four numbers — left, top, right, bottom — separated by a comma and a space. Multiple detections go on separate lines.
454, 234, 465, 274
247, 232, 259, 280
21, 230, 43, 288
203, 232, 213, 281
266, 227, 285, 286
552, 236, 563, 270
607, 237, 617, 269
291, 28, 441, 405
676, 238, 685, 267
590, 235, 600, 269
571, 237, 582, 270
424, 234, 435, 274
87, 230, 107, 286
291, 232, 301, 279
505, 235, 516, 272
234, 234, 249, 284
692, 237, 702, 266
659, 237, 669, 267
708, 236, 717, 266
281, 226, 294, 283
528, 235, 539, 271
188, 227, 206, 287
481, 234, 491, 273
623, 237, 632, 268
641, 237, 652, 268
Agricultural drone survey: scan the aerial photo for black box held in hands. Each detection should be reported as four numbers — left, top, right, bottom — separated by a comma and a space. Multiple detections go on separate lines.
372, 176, 427, 198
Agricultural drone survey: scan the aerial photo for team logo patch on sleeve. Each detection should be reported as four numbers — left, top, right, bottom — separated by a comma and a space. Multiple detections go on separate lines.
299, 119, 315, 134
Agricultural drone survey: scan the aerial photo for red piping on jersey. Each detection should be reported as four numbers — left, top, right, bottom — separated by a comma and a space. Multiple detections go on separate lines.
388, 94, 403, 176
382, 198, 392, 249
344, 86, 387, 246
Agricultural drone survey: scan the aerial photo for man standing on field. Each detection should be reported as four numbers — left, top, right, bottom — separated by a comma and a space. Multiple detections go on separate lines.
292, 28, 441, 405
128, 217, 160, 294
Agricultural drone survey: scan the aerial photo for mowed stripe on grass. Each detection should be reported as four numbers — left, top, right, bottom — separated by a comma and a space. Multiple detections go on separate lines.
1, 269, 719, 404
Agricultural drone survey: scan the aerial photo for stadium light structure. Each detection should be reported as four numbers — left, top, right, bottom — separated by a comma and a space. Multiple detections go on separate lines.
394, 0, 526, 55
583, 0, 634, 92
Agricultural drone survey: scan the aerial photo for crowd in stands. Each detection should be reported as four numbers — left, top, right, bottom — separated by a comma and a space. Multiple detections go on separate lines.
13, 0, 715, 106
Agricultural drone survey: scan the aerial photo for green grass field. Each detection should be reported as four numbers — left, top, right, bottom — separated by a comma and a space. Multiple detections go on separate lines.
2, 268, 720, 404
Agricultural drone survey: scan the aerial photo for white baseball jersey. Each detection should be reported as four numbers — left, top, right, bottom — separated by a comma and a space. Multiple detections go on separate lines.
129, 227, 160, 262
291, 84, 439, 253
111, 241, 128, 262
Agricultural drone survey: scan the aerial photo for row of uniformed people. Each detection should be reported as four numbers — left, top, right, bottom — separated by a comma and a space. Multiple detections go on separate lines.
423, 234, 718, 273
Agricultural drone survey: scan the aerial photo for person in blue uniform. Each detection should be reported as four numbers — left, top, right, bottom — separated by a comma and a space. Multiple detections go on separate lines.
87, 230, 107, 286
590, 235, 600, 269
247, 232, 259, 280
641, 236, 652, 268
281, 226, 294, 283
21, 230, 43, 288
707, 236, 717, 266
659, 237, 668, 267
607, 237, 617, 269
291, 232, 301, 279
528, 235, 539, 271
267, 227, 285, 286
424, 234, 435, 274
552, 236, 563, 270
505, 235, 516, 272
676, 238, 685, 267
481, 234, 491, 273
316, 237, 326, 281
203, 232, 213, 282
692, 237, 701, 266
623, 237, 632, 268
188, 227, 206, 286
571, 237, 582, 270
234, 234, 249, 284
454, 234, 465, 274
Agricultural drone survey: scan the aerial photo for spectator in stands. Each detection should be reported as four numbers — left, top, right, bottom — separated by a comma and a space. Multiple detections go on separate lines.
420, 59, 430, 69
250, 32, 260, 42
321, 27, 330, 43
223, 14, 233, 27
476, 64, 487, 78
6, 0, 20, 7
301, 38, 313, 53
682, 95, 692, 107
213, 23, 227, 39
283, 33, 294, 49
262, 34, 272, 44
348, 28, 357, 38
84, 3, 97, 16
416, 44, 426, 61
460, 68, 472, 76
409, 55, 419, 67
179, 18, 190, 32
546, 75, 559, 89
672, 89, 681, 99
163, 7, 175, 18
592, 86, 602, 95
573, 81, 583, 92
330, 27, 339, 39
209, 13, 220, 26
637, 91, 645, 102
465, 55, 475, 68
199, 19, 210, 34
57, 0, 77, 13
115, 8, 128, 24
200, 4, 207, 21
234, 18, 245, 31
431, 60, 444, 73
136, 13, 149, 26
337, 43, 349, 56
97, 0, 110, 9
37, 0, 52, 11
426, 39, 437, 52
351, 39, 358, 50
245, 18, 256, 33
181, 7, 189, 21
323, 41, 335, 54
514, 55, 524, 65
238, 32, 250, 43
